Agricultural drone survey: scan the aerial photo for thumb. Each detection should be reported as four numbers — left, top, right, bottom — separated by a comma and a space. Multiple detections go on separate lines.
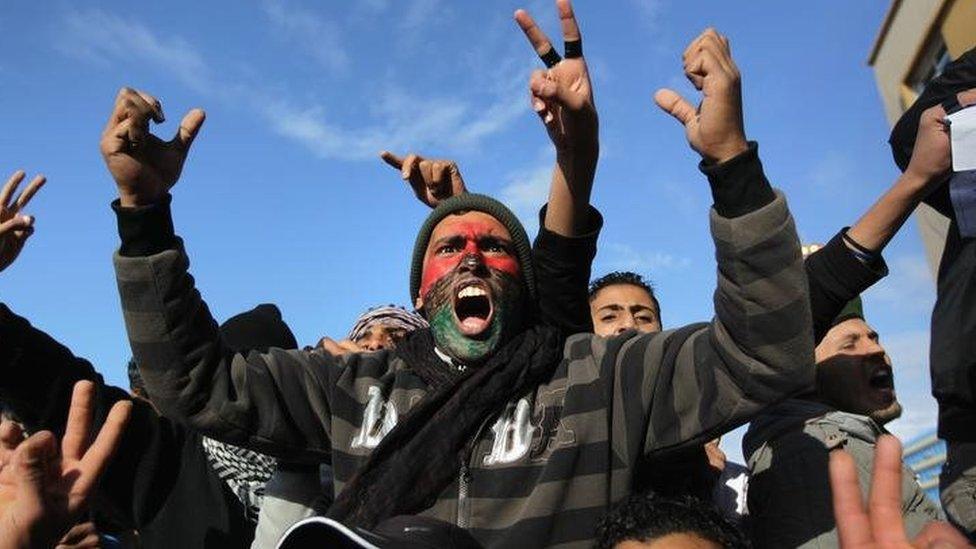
379, 150, 404, 170
173, 109, 206, 151
530, 75, 584, 111
0, 215, 33, 235
654, 88, 696, 126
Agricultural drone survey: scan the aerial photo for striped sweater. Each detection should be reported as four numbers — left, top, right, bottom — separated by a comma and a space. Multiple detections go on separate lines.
114, 190, 812, 548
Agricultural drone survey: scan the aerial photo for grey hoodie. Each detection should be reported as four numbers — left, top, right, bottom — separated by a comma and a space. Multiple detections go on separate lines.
744, 399, 941, 548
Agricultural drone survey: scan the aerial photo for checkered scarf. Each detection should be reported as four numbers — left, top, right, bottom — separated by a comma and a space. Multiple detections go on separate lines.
346, 305, 428, 341
201, 436, 277, 522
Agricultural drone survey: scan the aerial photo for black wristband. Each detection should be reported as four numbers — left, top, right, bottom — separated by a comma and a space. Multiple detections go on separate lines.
112, 194, 177, 257
564, 39, 583, 59
540, 47, 562, 68
699, 142, 776, 218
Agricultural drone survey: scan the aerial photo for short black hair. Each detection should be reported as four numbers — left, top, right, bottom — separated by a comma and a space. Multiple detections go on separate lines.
589, 271, 661, 313
595, 492, 749, 549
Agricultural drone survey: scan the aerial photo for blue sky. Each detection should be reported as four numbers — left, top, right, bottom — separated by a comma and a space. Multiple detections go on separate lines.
0, 1, 936, 460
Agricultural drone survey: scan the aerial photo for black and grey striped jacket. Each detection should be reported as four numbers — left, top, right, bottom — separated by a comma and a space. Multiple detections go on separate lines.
115, 191, 812, 548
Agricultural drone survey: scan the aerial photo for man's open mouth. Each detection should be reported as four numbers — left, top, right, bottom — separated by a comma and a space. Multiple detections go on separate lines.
868, 364, 895, 392
453, 280, 494, 337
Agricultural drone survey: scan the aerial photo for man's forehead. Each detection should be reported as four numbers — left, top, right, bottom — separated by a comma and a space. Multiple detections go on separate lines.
428, 211, 511, 242
591, 283, 656, 308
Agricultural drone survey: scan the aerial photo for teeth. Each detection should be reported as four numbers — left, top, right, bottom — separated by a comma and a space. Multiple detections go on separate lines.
457, 286, 487, 299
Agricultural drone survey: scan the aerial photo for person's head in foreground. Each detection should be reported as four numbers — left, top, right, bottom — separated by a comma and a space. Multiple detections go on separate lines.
595, 492, 749, 549
411, 193, 536, 365
347, 305, 428, 351
814, 297, 901, 425
589, 271, 662, 337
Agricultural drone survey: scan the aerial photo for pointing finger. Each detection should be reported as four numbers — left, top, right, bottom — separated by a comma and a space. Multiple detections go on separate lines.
0, 170, 26, 209
14, 174, 46, 211
514, 9, 555, 56
557, 0, 581, 43
379, 150, 404, 170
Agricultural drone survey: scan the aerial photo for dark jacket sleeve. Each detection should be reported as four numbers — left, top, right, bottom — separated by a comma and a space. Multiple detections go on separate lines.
804, 230, 888, 343
602, 144, 815, 459
0, 304, 202, 530
112, 197, 337, 461
532, 205, 602, 336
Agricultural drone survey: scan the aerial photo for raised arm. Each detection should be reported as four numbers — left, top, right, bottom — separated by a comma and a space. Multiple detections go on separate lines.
100, 88, 335, 460
630, 28, 812, 456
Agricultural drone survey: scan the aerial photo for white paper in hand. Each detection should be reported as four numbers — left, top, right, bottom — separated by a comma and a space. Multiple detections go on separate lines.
948, 105, 976, 171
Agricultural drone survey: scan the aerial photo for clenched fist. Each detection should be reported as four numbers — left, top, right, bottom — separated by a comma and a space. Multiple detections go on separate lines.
906, 89, 976, 185
654, 28, 748, 164
100, 87, 205, 207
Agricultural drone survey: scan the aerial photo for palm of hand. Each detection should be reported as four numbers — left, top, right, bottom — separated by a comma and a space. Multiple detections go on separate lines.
106, 139, 187, 201
547, 60, 597, 150
687, 80, 744, 162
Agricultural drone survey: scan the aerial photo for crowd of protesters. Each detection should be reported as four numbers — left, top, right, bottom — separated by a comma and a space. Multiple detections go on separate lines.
1, 1, 975, 547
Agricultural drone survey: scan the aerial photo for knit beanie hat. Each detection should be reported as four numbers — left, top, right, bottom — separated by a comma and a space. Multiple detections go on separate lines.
347, 305, 429, 340
220, 303, 299, 352
410, 193, 536, 304
831, 296, 865, 328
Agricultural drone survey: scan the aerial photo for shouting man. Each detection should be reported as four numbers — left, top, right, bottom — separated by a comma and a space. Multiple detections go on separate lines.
103, 9, 812, 548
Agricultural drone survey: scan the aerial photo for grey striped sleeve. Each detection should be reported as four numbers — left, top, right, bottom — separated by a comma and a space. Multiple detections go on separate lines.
114, 241, 336, 461
606, 191, 814, 456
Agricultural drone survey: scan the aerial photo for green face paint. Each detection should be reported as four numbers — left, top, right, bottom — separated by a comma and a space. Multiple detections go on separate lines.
423, 268, 526, 365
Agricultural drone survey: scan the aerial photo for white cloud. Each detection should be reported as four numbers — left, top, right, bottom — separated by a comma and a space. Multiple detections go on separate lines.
864, 254, 936, 314
498, 162, 553, 233
54, 7, 527, 162
56, 9, 213, 94
876, 329, 939, 443
600, 242, 690, 273
260, 0, 349, 72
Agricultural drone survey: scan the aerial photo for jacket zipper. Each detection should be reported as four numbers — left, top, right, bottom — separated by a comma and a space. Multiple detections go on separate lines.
457, 414, 494, 528
457, 461, 471, 528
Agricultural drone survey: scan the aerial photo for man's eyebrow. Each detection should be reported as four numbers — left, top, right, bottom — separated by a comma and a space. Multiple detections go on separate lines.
478, 234, 513, 246
431, 235, 464, 247
596, 304, 624, 312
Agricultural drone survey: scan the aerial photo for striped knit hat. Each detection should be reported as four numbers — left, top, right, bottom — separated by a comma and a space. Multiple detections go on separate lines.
347, 305, 429, 340
409, 193, 536, 305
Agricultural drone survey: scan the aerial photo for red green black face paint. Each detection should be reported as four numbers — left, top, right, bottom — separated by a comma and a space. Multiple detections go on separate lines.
420, 212, 526, 364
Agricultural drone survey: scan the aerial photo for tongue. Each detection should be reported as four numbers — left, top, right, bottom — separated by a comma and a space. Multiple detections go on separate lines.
461, 316, 488, 332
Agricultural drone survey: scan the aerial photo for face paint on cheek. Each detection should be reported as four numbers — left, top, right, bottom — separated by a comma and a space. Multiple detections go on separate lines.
419, 254, 456, 301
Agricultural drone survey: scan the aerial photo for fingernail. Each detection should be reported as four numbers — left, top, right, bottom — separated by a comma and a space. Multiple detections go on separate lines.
22, 215, 33, 224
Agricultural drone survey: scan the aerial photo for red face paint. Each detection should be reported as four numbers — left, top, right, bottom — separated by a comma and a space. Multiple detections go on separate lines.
419, 212, 520, 299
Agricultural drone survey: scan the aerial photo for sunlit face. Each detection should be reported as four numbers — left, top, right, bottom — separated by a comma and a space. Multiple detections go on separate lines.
418, 211, 526, 364
590, 284, 662, 337
352, 323, 409, 351
815, 318, 901, 425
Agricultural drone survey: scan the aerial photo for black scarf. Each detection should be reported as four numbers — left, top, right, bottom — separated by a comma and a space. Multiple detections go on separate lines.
327, 325, 563, 529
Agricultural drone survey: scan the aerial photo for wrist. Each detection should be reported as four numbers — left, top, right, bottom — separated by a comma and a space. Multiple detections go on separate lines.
706, 137, 749, 165
118, 191, 165, 209
899, 168, 942, 196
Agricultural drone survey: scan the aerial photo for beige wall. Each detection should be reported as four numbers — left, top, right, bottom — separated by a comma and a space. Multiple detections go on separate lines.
941, 0, 976, 57
870, 0, 945, 125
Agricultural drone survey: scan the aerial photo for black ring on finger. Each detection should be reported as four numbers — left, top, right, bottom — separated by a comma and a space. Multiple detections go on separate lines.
540, 47, 562, 68
564, 39, 583, 59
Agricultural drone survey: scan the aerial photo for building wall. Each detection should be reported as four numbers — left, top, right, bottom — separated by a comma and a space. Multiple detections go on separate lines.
868, 0, 976, 277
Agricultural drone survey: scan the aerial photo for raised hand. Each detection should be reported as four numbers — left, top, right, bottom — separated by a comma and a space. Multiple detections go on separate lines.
515, 0, 598, 156
654, 28, 748, 164
906, 89, 976, 185
0, 171, 45, 274
0, 381, 131, 549
380, 151, 466, 209
99, 87, 205, 207
830, 435, 971, 548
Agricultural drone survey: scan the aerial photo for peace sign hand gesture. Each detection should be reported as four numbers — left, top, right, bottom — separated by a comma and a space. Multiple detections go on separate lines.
515, 0, 598, 157
0, 170, 45, 274
99, 87, 205, 207
0, 381, 131, 549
